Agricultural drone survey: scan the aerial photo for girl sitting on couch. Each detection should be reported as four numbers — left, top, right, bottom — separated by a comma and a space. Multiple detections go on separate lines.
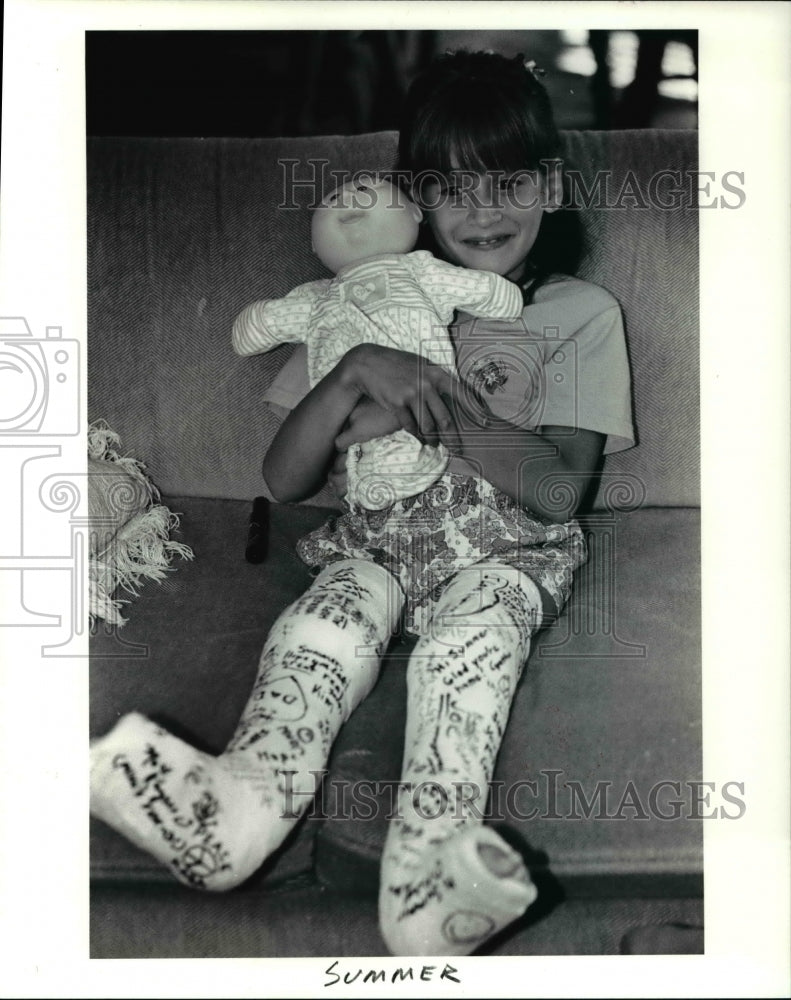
90, 50, 634, 956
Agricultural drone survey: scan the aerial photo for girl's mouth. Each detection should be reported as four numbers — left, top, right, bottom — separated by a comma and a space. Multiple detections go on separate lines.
461, 235, 512, 250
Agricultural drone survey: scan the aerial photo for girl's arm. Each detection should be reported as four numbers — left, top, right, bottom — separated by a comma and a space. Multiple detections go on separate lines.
262, 361, 362, 502
455, 417, 604, 523
333, 391, 603, 522
447, 382, 603, 521
263, 344, 458, 503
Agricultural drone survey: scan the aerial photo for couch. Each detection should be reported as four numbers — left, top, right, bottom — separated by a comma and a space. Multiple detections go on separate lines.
88, 128, 702, 957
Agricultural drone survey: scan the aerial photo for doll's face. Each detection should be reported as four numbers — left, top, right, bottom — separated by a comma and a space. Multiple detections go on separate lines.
311, 176, 422, 273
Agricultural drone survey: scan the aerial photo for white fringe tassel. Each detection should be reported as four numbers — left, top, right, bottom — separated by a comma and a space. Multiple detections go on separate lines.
88, 419, 194, 627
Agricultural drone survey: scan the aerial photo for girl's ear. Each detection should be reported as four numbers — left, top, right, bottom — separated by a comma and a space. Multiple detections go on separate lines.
542, 162, 563, 214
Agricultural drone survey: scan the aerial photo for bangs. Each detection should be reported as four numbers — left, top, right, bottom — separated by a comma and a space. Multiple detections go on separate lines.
406, 88, 554, 180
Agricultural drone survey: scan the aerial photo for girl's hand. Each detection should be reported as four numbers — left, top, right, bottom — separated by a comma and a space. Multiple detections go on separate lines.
330, 397, 403, 499
338, 344, 459, 448
327, 450, 349, 499
334, 397, 402, 452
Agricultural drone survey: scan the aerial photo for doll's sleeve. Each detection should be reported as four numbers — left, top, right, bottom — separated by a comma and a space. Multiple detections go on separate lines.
232, 281, 325, 356
408, 252, 523, 322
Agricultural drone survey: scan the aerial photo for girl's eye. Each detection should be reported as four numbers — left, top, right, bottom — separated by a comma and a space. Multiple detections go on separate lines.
439, 184, 465, 205
415, 180, 467, 208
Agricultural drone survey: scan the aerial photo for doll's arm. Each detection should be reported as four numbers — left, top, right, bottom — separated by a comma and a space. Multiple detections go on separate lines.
408, 252, 523, 322
232, 280, 326, 356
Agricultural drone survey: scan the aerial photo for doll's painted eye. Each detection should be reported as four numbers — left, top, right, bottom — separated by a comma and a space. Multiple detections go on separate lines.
354, 172, 383, 195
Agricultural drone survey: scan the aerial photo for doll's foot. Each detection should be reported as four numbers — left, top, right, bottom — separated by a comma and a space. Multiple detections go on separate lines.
90, 712, 290, 890
379, 825, 536, 956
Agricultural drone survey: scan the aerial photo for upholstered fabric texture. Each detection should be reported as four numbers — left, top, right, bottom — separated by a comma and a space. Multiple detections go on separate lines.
90, 881, 702, 958
87, 130, 698, 509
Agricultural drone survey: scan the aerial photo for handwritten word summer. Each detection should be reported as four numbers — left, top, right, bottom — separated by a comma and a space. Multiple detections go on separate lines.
324, 960, 461, 986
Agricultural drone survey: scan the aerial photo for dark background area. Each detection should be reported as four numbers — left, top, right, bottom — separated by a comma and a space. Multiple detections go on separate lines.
86, 29, 698, 138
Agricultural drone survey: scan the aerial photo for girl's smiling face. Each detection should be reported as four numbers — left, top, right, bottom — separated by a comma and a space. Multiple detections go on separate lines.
419, 167, 557, 282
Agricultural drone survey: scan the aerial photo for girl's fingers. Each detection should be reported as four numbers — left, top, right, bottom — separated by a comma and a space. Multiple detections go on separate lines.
395, 405, 420, 440
334, 428, 352, 451
345, 346, 463, 444
327, 451, 348, 498
412, 394, 438, 444
427, 363, 461, 399
328, 469, 348, 499
425, 392, 459, 450
410, 365, 456, 442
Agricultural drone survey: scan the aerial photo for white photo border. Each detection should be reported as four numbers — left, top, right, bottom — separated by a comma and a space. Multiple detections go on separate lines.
1, 1, 788, 996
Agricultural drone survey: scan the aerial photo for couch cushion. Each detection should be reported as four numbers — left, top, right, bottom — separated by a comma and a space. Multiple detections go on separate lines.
90, 880, 702, 958
90, 499, 701, 898
564, 130, 699, 508
88, 130, 698, 510
314, 505, 702, 897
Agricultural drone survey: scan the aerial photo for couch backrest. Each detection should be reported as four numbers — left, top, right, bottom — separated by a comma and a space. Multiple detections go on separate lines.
88, 130, 698, 509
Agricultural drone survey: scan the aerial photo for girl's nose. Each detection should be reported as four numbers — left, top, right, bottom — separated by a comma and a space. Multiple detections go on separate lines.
466, 203, 503, 226
463, 178, 504, 223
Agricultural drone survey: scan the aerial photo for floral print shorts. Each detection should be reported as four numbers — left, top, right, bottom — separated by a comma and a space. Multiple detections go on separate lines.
296, 473, 587, 636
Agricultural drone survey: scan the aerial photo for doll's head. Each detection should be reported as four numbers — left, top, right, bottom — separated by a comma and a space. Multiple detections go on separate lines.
311, 176, 423, 273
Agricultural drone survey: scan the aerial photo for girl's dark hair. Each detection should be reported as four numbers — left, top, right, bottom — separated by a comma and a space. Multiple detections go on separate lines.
397, 50, 582, 299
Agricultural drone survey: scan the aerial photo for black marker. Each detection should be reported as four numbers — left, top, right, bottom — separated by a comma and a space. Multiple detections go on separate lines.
245, 496, 269, 563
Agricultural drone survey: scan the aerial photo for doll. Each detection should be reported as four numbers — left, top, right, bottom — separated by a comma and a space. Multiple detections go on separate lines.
232, 176, 523, 509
